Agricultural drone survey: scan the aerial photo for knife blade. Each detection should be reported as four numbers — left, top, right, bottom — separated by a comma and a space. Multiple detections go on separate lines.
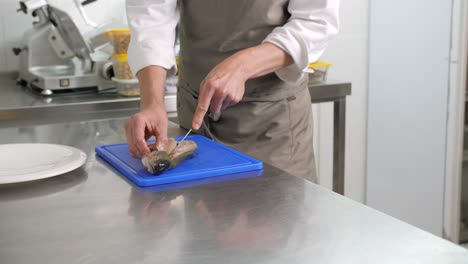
170, 128, 192, 155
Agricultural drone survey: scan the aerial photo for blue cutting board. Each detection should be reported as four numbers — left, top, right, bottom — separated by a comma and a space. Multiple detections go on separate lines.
95, 135, 263, 187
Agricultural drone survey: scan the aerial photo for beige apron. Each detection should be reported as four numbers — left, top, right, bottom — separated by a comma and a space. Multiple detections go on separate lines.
176, 0, 317, 181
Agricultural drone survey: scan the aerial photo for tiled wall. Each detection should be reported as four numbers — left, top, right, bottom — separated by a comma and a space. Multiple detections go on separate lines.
0, 0, 126, 72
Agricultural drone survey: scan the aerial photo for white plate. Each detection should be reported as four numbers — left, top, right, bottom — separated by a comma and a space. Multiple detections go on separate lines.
0, 144, 87, 184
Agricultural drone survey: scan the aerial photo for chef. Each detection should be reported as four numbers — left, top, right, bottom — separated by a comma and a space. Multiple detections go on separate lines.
124, 0, 339, 182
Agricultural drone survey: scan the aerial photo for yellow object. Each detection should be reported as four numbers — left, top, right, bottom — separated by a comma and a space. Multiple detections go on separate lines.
112, 53, 128, 62
105, 28, 130, 35
112, 54, 134, 79
308, 61, 332, 83
308, 61, 332, 69
106, 29, 131, 54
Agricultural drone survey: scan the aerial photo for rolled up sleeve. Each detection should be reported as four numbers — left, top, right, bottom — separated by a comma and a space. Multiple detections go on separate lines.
263, 0, 340, 83
126, 0, 179, 76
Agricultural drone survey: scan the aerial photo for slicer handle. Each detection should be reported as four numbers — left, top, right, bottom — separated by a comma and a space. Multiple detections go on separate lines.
74, 0, 99, 28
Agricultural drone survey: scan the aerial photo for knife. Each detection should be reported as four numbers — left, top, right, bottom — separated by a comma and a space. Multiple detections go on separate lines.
170, 128, 192, 155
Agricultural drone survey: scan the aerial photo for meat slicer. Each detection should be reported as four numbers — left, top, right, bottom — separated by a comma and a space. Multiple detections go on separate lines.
14, 0, 115, 95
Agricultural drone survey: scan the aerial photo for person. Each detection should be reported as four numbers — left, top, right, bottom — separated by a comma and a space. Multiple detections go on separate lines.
125, 0, 339, 182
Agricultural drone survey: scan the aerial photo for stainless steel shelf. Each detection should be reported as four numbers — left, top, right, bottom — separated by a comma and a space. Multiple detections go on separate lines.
0, 79, 176, 128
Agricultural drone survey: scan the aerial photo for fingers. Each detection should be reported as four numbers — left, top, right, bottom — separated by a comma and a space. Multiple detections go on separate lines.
193, 80, 215, 130
193, 64, 247, 129
133, 119, 151, 156
220, 90, 242, 111
221, 98, 233, 111
209, 95, 225, 122
125, 118, 139, 157
125, 116, 148, 158
194, 82, 244, 127
155, 121, 168, 150
125, 112, 168, 158
209, 94, 225, 118
208, 111, 221, 122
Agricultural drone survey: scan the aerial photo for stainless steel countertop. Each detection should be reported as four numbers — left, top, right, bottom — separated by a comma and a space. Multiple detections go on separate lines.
0, 118, 467, 263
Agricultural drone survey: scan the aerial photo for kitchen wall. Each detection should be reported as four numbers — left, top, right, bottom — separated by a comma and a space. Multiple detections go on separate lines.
0, 0, 126, 72
318, 0, 369, 203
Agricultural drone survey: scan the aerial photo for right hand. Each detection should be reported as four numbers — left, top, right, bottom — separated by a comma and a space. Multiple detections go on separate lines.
124, 105, 168, 158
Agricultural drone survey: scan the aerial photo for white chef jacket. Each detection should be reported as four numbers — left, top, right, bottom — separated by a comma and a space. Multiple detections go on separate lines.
126, 0, 339, 83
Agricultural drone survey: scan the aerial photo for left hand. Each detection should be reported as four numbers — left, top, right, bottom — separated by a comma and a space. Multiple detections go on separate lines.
192, 54, 248, 130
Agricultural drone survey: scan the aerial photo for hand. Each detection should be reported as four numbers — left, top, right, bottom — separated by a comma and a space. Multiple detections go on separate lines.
191, 43, 293, 130
124, 105, 168, 158
192, 54, 248, 130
